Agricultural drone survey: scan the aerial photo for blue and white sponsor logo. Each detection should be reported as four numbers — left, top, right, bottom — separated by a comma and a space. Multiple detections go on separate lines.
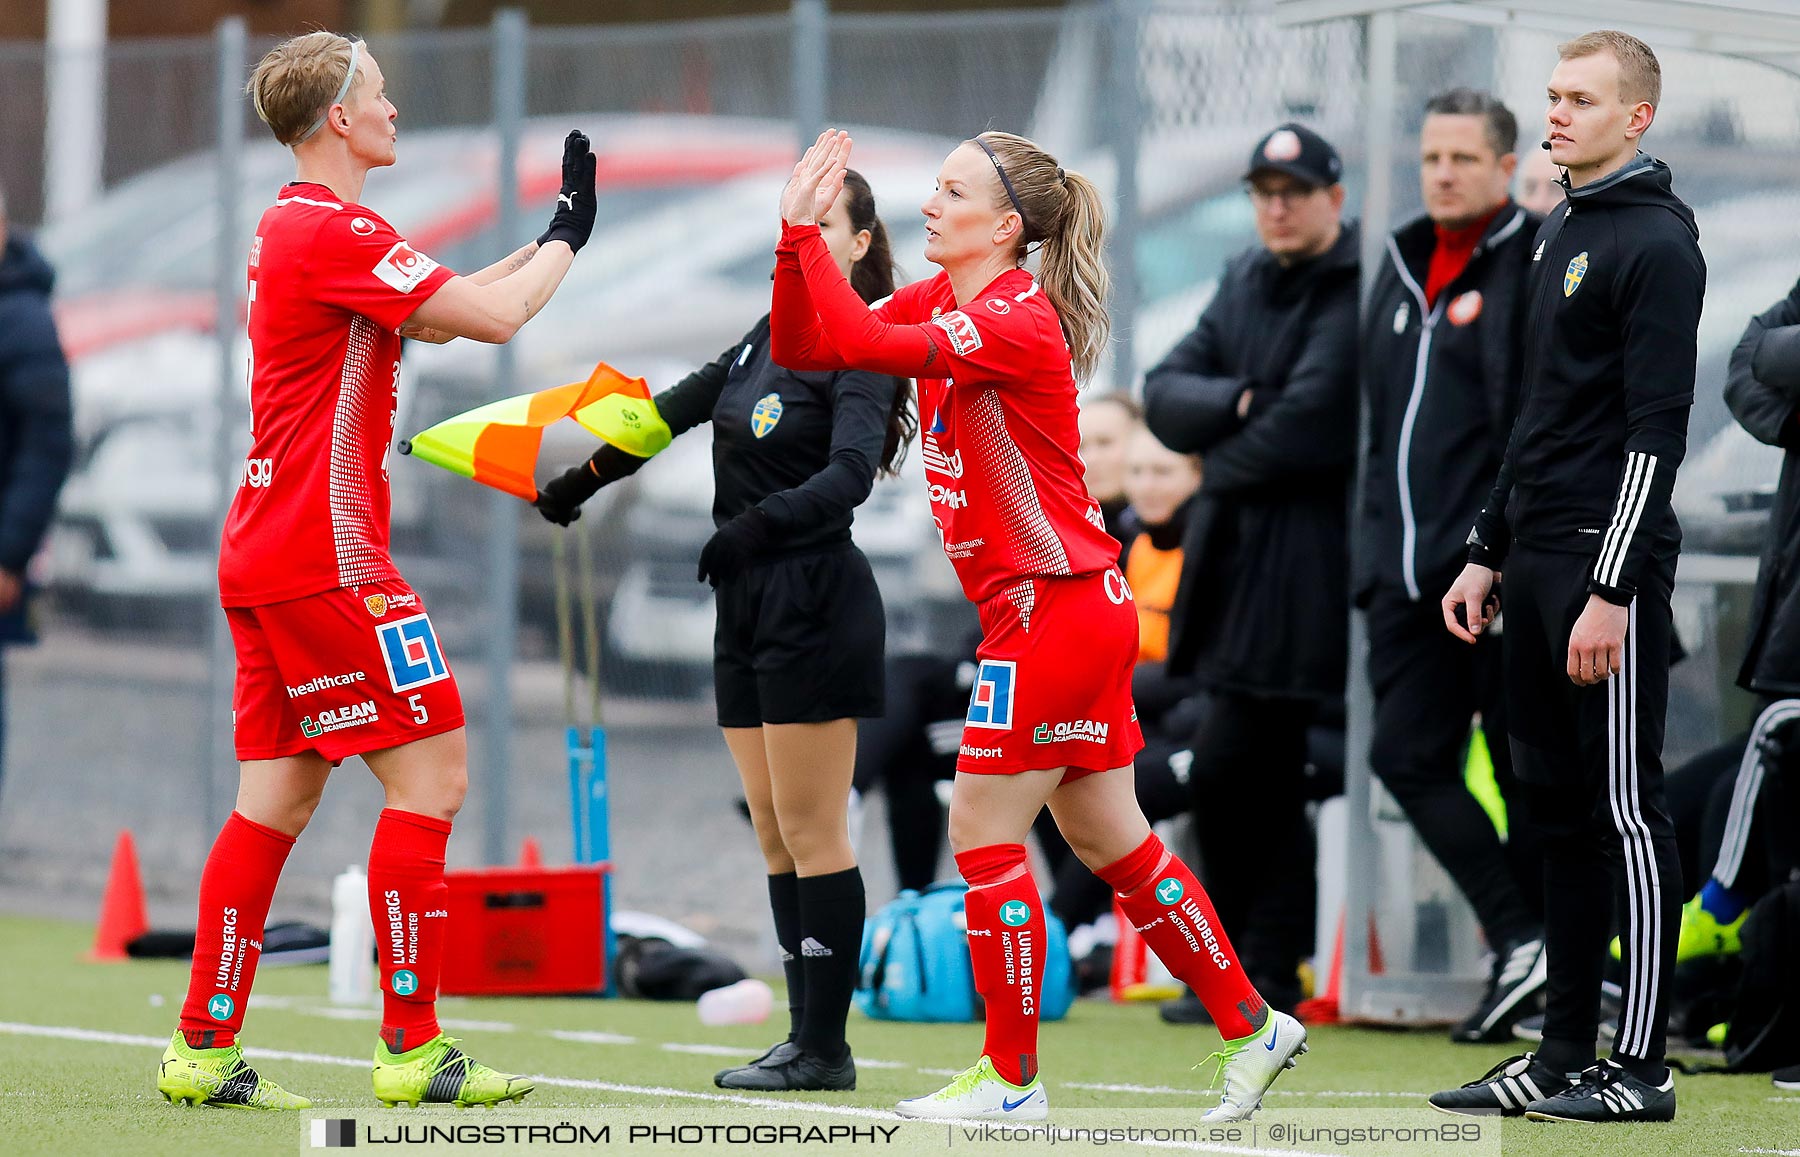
391, 969, 419, 996
207, 993, 235, 1022
965, 660, 1016, 730
377, 613, 449, 693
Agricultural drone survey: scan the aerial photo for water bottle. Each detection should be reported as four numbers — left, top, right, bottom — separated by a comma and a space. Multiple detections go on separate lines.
329, 865, 375, 1005
696, 978, 773, 1026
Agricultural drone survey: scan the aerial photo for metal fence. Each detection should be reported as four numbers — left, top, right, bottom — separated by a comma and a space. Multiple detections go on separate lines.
6, 1, 1800, 975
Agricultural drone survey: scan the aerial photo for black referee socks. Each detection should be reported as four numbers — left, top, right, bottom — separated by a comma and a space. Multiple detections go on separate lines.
767, 872, 804, 1040
795, 866, 866, 1061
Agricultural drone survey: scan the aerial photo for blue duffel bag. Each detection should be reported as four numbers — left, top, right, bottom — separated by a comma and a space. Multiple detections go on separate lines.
855, 880, 1073, 1022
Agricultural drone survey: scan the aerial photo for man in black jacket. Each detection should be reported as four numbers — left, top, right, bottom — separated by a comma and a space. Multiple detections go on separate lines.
0, 184, 74, 801
1672, 278, 1800, 971
1359, 89, 1546, 1044
1144, 123, 1358, 1015
1433, 31, 1704, 1124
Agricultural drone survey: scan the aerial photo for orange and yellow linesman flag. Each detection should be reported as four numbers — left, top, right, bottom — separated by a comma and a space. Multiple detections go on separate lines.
400, 362, 671, 500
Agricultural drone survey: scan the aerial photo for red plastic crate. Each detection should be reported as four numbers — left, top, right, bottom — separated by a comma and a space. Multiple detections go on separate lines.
440, 864, 610, 996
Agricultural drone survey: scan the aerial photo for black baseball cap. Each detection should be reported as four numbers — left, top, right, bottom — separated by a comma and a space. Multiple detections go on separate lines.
1244, 123, 1344, 188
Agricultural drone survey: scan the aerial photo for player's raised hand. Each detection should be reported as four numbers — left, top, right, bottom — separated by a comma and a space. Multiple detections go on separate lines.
780, 129, 852, 226
1442, 562, 1498, 644
538, 129, 598, 254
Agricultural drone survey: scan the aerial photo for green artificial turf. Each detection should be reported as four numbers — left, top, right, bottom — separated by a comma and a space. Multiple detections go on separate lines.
0, 916, 1791, 1155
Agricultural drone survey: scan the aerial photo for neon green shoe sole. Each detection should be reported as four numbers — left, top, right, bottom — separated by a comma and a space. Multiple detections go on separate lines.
372, 1034, 534, 1109
157, 1032, 312, 1109
1611, 895, 1746, 964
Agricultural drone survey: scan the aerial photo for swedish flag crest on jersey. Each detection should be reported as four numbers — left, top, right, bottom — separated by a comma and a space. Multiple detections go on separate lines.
1564, 251, 1589, 298
750, 392, 783, 438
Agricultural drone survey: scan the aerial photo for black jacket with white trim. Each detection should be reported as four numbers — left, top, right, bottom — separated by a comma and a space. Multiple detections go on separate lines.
1726, 275, 1800, 696
1466, 155, 1705, 605
1144, 223, 1359, 700
1358, 201, 1539, 604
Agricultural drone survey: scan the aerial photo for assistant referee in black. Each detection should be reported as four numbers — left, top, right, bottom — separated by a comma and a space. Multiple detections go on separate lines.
536, 170, 909, 1094
1430, 30, 1704, 1124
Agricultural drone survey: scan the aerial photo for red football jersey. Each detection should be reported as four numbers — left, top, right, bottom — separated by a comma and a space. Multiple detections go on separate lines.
219, 183, 455, 607
878, 268, 1119, 607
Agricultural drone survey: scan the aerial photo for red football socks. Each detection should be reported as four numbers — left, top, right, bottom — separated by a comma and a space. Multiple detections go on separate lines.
1098, 833, 1267, 1039
178, 811, 296, 1049
367, 808, 453, 1053
955, 843, 1046, 1086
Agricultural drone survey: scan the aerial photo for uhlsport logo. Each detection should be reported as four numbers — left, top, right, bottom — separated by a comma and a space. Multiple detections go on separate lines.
1155, 877, 1186, 906
390, 969, 419, 996
999, 900, 1032, 927
311, 1119, 357, 1147
207, 993, 235, 1022
377, 613, 449, 693
965, 660, 1017, 730
1564, 251, 1589, 298
750, 392, 783, 438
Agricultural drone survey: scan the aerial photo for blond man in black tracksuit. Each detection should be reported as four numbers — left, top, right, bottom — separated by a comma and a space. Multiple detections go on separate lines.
1431, 30, 1705, 1124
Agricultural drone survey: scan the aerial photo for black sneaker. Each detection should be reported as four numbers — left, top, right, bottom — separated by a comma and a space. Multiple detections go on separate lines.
712, 1039, 801, 1087
1452, 936, 1547, 1043
1428, 1052, 1573, 1117
1159, 988, 1213, 1025
714, 1045, 856, 1091
1523, 1059, 1676, 1123
1774, 1064, 1800, 1091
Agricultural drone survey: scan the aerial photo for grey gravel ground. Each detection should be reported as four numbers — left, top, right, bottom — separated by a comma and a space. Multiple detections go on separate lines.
0, 623, 910, 968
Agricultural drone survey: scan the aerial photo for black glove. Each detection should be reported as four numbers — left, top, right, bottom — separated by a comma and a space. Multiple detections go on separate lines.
538, 129, 598, 254
696, 506, 777, 587
534, 445, 649, 526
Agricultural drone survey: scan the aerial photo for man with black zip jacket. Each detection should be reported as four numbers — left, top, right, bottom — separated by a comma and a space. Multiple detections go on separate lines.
1144, 122, 1358, 1018
1359, 89, 1546, 1046
1431, 30, 1704, 1124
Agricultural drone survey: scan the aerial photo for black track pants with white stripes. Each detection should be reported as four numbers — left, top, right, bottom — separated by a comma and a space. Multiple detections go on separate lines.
1502, 545, 1682, 1068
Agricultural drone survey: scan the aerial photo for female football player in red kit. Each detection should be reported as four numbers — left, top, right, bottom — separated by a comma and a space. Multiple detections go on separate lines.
770, 130, 1308, 1122
157, 31, 596, 1110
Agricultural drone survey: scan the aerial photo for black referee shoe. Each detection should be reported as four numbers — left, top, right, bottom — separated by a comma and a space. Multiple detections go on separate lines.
1428, 1052, 1572, 1117
1773, 1064, 1800, 1091
1523, 1059, 1675, 1123
1452, 936, 1547, 1043
712, 1039, 800, 1087
714, 1045, 855, 1092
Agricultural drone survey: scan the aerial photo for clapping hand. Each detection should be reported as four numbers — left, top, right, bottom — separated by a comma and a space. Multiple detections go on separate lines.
780, 130, 852, 226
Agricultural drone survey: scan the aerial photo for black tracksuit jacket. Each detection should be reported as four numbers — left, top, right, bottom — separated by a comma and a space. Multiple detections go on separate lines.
1359, 202, 1539, 603
1726, 276, 1800, 696
1466, 155, 1706, 604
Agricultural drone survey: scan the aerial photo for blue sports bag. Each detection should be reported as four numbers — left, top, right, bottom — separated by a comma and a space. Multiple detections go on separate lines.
855, 880, 1073, 1022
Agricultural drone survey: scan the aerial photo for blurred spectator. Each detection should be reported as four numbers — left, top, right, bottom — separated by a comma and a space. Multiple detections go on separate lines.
0, 182, 75, 802
1515, 142, 1568, 216
1077, 392, 1142, 545
1358, 89, 1547, 1043
1143, 123, 1359, 1015
1684, 273, 1800, 953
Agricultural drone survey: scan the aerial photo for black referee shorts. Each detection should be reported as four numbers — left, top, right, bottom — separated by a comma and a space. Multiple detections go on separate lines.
712, 543, 886, 729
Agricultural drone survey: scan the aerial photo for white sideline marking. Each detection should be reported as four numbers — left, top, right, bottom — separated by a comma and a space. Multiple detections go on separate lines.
548, 1030, 637, 1045
1738, 1149, 1800, 1155
661, 1042, 758, 1057
0, 1021, 1316, 1156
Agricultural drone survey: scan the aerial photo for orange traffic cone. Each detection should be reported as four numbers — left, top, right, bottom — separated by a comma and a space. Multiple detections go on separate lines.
88, 830, 149, 961
517, 836, 543, 868
1108, 896, 1146, 1002
1295, 910, 1386, 1025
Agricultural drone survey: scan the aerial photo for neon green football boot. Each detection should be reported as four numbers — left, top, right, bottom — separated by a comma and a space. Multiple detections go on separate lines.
1611, 894, 1746, 963
372, 1034, 534, 1108
157, 1032, 312, 1109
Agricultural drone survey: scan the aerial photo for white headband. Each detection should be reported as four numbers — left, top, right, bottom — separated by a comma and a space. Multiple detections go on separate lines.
295, 40, 361, 145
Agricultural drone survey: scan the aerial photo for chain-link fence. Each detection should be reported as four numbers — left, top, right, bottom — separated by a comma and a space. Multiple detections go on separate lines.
6, 2, 1800, 971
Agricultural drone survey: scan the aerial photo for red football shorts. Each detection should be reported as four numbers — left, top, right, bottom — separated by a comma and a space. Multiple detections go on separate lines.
956, 566, 1145, 778
226, 581, 466, 762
